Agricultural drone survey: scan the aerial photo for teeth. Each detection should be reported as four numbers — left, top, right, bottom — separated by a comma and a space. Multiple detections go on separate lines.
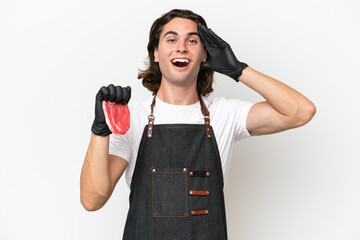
172, 58, 189, 63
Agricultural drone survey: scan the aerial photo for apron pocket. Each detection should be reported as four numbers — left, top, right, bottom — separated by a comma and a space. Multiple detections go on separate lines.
152, 167, 188, 217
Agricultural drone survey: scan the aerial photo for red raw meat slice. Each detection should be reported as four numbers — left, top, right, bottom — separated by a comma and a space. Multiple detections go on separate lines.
102, 101, 130, 135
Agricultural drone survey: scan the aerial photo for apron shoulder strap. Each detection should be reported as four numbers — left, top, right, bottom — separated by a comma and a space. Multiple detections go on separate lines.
147, 95, 156, 138
198, 95, 212, 139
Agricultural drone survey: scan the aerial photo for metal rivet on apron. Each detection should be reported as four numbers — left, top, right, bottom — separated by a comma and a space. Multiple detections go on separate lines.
206, 171, 210, 176
152, 168, 156, 172
205, 210, 209, 214
150, 121, 153, 124
207, 135, 211, 138
189, 190, 193, 195
191, 211, 195, 215
206, 191, 209, 195
183, 168, 187, 172
189, 171, 193, 176
149, 127, 152, 130
148, 134, 152, 137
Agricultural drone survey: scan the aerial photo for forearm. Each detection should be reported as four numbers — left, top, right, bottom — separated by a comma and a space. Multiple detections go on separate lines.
80, 133, 111, 211
238, 67, 315, 121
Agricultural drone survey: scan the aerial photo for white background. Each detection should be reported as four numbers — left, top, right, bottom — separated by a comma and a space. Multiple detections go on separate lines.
0, 0, 359, 239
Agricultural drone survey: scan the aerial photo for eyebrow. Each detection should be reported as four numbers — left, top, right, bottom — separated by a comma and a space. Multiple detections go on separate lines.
163, 31, 200, 38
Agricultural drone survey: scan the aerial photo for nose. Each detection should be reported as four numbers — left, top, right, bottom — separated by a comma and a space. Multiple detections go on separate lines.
176, 40, 188, 53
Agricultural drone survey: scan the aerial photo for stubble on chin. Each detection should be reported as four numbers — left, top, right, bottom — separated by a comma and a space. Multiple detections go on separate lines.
163, 73, 198, 87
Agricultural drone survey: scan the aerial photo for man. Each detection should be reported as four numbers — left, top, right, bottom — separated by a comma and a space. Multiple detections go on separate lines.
80, 9, 316, 239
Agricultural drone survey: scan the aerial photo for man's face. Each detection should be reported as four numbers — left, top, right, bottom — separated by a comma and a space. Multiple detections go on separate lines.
154, 17, 207, 87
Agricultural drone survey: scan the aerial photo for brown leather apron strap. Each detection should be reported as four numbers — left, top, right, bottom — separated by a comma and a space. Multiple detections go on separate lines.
147, 94, 211, 139
198, 95, 211, 139
147, 95, 156, 138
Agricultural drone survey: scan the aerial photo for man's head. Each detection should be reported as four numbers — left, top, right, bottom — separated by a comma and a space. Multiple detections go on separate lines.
138, 9, 214, 96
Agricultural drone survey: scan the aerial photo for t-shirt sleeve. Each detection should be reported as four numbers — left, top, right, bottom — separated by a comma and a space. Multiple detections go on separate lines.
109, 131, 132, 162
234, 100, 256, 141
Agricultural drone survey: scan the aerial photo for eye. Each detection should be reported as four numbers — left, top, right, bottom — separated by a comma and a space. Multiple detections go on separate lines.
167, 38, 176, 43
188, 39, 198, 44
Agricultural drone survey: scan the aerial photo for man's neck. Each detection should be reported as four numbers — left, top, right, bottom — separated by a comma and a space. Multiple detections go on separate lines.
156, 79, 199, 105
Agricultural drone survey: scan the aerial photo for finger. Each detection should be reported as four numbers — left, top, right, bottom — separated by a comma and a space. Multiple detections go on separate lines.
125, 86, 131, 103
197, 22, 206, 30
197, 23, 212, 47
208, 28, 227, 47
197, 22, 207, 36
121, 87, 130, 105
115, 86, 123, 103
198, 22, 210, 38
107, 84, 116, 102
99, 86, 109, 101
197, 22, 207, 35
197, 29, 214, 55
200, 28, 214, 47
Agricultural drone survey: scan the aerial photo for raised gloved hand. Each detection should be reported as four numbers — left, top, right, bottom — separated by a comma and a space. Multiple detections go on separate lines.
197, 22, 248, 82
91, 84, 131, 136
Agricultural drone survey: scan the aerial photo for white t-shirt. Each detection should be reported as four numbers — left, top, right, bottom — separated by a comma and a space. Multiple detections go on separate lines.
109, 96, 254, 188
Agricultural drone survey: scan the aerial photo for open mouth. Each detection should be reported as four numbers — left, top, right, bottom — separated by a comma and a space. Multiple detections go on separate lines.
171, 58, 190, 68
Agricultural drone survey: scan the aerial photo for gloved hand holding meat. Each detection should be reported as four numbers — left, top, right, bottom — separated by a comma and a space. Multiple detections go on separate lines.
197, 22, 248, 82
91, 84, 131, 136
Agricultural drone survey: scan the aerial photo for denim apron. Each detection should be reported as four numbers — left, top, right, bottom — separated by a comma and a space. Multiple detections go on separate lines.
122, 95, 228, 240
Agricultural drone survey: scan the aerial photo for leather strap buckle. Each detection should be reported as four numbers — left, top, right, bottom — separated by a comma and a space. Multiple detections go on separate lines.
204, 115, 211, 139
147, 114, 155, 138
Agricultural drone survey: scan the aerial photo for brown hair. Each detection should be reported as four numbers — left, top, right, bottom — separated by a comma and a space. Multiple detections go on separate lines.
138, 9, 214, 96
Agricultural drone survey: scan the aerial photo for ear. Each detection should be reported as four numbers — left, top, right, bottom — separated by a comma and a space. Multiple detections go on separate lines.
202, 48, 207, 62
154, 47, 159, 62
